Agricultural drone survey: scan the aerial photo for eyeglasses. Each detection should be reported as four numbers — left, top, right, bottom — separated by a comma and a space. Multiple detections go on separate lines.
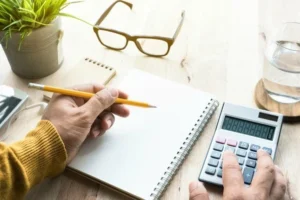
93, 0, 185, 57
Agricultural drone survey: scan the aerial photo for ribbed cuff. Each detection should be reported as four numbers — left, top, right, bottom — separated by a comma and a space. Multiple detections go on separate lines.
10, 120, 67, 187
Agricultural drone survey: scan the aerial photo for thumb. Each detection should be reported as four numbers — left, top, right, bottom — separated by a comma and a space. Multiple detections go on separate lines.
81, 88, 118, 119
189, 181, 210, 200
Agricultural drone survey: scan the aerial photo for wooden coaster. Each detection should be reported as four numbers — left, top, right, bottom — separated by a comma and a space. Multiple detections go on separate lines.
255, 79, 300, 123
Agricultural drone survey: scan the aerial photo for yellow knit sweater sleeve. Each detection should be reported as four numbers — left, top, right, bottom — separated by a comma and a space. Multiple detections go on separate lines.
0, 120, 67, 200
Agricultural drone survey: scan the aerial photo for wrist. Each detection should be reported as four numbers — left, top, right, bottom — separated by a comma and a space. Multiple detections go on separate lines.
10, 120, 67, 187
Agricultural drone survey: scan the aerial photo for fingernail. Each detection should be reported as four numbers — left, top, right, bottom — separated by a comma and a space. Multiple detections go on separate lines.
107, 88, 118, 98
257, 149, 265, 154
106, 119, 112, 128
223, 150, 233, 155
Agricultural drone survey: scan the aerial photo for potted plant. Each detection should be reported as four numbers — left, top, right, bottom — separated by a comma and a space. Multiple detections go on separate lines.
0, 0, 90, 79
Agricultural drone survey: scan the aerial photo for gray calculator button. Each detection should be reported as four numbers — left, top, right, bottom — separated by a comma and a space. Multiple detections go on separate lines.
243, 167, 255, 184
250, 144, 260, 152
262, 147, 272, 155
246, 159, 256, 168
239, 142, 249, 150
211, 151, 221, 159
248, 152, 257, 160
208, 158, 219, 167
225, 146, 235, 153
213, 143, 224, 151
217, 169, 222, 177
219, 161, 223, 169
236, 149, 247, 157
205, 166, 216, 175
237, 157, 245, 165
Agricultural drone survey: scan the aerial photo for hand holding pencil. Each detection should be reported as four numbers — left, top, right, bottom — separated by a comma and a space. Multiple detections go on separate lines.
38, 83, 133, 163
28, 83, 156, 108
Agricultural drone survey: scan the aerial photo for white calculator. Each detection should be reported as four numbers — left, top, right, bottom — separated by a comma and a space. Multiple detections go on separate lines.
198, 102, 283, 186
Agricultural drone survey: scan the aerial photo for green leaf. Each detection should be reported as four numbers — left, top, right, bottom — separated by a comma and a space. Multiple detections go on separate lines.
19, 8, 37, 18
58, 12, 93, 26
0, 0, 92, 49
3, 20, 21, 30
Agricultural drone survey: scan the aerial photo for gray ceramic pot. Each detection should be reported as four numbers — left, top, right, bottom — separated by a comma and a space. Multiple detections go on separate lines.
0, 17, 64, 79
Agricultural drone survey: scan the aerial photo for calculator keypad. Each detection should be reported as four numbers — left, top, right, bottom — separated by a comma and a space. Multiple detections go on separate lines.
213, 143, 224, 151
250, 144, 260, 152
239, 142, 249, 150
262, 147, 272, 155
211, 151, 222, 159
205, 166, 216, 175
236, 149, 247, 157
208, 158, 219, 167
225, 146, 235, 153
248, 152, 257, 160
227, 139, 237, 147
243, 167, 255, 184
204, 137, 273, 185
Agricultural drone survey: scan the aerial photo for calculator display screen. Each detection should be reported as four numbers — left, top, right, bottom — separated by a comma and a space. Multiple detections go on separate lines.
222, 116, 275, 140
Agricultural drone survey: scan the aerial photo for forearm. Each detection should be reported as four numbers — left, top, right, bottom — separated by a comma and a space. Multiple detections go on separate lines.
0, 120, 67, 200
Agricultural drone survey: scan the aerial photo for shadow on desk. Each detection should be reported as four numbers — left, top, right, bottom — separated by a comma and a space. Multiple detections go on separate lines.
25, 170, 132, 200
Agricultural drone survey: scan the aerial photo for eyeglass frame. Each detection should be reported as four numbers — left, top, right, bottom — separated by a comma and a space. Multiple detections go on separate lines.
93, 0, 185, 57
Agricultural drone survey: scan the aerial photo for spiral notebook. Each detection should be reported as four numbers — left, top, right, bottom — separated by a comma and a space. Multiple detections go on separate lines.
68, 69, 219, 200
43, 57, 116, 100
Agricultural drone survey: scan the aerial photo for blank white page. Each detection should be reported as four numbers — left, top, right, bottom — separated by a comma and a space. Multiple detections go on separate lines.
68, 69, 215, 199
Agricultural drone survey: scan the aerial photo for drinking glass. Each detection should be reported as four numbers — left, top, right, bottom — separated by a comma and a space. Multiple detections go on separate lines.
263, 22, 300, 103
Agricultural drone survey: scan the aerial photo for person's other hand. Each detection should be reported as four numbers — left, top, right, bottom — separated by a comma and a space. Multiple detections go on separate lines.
189, 149, 287, 200
42, 84, 130, 163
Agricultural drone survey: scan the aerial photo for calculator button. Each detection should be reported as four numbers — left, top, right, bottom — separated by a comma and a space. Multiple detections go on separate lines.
262, 147, 272, 155
219, 161, 223, 169
225, 146, 236, 153
217, 169, 223, 177
250, 144, 260, 152
213, 143, 224, 151
205, 166, 216, 175
239, 142, 249, 150
216, 136, 226, 144
246, 159, 256, 168
248, 152, 257, 160
211, 151, 222, 159
243, 167, 255, 184
236, 149, 247, 157
208, 158, 219, 167
237, 157, 245, 165
227, 139, 237, 147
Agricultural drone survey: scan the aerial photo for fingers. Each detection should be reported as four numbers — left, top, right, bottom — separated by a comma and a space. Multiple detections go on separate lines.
90, 118, 105, 138
72, 83, 105, 93
270, 165, 287, 200
81, 88, 118, 120
71, 83, 129, 99
91, 112, 115, 138
251, 149, 275, 198
189, 181, 209, 200
110, 104, 130, 117
99, 112, 115, 131
222, 151, 244, 196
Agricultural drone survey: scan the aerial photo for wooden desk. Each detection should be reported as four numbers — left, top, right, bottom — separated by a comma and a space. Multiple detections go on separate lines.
1, 0, 299, 199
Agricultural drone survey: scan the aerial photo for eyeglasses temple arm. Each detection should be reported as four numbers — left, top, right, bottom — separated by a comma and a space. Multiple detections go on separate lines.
173, 10, 185, 40
94, 0, 133, 27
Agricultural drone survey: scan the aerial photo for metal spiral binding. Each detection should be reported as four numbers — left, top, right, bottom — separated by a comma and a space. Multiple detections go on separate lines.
84, 57, 113, 71
149, 99, 219, 200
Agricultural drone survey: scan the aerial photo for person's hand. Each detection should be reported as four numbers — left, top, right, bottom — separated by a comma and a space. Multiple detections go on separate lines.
189, 149, 287, 200
42, 84, 130, 163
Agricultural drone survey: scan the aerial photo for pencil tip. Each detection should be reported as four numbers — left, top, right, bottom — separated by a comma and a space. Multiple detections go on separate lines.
149, 105, 157, 108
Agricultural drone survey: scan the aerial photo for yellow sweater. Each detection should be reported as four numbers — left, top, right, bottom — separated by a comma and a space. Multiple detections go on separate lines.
0, 120, 67, 200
